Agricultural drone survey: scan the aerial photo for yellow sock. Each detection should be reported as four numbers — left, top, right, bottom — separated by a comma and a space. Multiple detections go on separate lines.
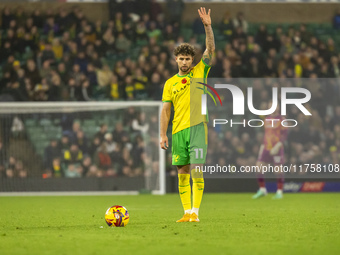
178, 174, 191, 212
192, 177, 204, 210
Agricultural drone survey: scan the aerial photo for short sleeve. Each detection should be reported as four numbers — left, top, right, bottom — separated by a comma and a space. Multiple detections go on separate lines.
162, 81, 172, 102
194, 58, 211, 79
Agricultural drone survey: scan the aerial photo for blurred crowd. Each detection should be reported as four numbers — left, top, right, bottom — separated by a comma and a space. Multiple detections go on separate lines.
1, 4, 339, 102
0, 1, 340, 178
0, 107, 160, 178
0, 140, 28, 178
42, 109, 159, 178
0, 1, 185, 102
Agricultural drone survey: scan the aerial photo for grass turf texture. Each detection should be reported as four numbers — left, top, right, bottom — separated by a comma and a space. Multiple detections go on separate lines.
0, 193, 339, 255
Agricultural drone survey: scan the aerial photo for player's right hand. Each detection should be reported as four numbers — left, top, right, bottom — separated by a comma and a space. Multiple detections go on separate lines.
160, 136, 169, 150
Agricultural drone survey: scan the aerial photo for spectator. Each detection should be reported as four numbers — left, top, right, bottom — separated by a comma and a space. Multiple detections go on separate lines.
58, 135, 70, 155
115, 33, 131, 53
1, 7, 14, 30
94, 143, 112, 171
110, 75, 120, 100
131, 112, 149, 134
149, 72, 162, 100
68, 77, 80, 101
233, 12, 248, 33
78, 79, 92, 101
124, 75, 135, 100
95, 124, 108, 143
166, 0, 184, 25
192, 17, 205, 35
31, 9, 44, 28
52, 38, 63, 61
86, 165, 102, 177
74, 52, 88, 73
64, 163, 82, 178
5, 156, 16, 178
97, 64, 114, 87
104, 133, 116, 154
44, 139, 61, 169
55, 8, 70, 34
40, 43, 55, 65
131, 135, 145, 172
163, 24, 177, 43
147, 21, 161, 41
63, 143, 83, 166
75, 130, 89, 154
255, 24, 267, 48
51, 158, 63, 178
25, 59, 41, 86
112, 122, 130, 146
89, 136, 102, 158
333, 9, 340, 30
300, 24, 312, 45
86, 63, 97, 88
220, 11, 234, 40
150, 0, 162, 21
121, 147, 133, 176
81, 156, 92, 176
48, 73, 63, 101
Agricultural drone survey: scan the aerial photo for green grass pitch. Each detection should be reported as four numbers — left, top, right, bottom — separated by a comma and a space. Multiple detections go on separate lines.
0, 193, 339, 255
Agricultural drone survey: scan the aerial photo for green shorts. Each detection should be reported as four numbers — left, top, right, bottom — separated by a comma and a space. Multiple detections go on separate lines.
172, 122, 208, 165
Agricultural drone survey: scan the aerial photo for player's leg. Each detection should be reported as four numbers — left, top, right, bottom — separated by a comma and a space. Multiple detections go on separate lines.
272, 171, 284, 199
176, 164, 192, 222
190, 164, 204, 222
252, 160, 268, 199
272, 151, 285, 199
172, 128, 191, 222
189, 123, 208, 222
253, 144, 268, 199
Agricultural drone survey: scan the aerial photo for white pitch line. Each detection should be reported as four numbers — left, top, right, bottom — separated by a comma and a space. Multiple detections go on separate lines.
0, 191, 140, 197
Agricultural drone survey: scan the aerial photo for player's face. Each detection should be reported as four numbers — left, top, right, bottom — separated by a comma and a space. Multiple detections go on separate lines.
176, 55, 193, 73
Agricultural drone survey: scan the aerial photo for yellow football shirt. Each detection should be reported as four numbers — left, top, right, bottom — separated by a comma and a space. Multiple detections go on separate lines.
162, 58, 211, 134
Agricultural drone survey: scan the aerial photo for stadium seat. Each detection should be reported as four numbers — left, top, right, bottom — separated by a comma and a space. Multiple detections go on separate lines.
39, 119, 53, 126
266, 23, 278, 34
25, 119, 36, 127
83, 119, 97, 127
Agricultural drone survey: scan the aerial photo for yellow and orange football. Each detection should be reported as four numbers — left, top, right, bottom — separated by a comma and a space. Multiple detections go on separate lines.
105, 205, 130, 227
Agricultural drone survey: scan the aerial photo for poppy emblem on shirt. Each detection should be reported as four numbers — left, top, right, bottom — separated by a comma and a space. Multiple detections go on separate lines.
181, 78, 187, 84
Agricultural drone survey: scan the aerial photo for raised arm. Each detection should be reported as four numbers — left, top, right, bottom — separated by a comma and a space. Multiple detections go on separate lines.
198, 7, 215, 66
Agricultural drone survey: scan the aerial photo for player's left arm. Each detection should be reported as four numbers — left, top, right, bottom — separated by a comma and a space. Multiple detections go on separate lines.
198, 7, 215, 66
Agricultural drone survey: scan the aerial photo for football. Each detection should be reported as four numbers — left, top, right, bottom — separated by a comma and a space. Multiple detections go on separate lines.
105, 205, 130, 227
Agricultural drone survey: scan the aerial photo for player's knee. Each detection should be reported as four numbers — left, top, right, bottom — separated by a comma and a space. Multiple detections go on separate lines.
191, 168, 203, 178
177, 165, 190, 174
193, 178, 204, 189
178, 173, 190, 184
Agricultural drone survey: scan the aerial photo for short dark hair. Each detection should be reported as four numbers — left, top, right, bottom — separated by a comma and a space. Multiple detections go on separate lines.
173, 43, 195, 57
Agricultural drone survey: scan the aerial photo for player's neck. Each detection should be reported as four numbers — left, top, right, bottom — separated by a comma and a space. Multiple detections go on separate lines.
178, 70, 190, 76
